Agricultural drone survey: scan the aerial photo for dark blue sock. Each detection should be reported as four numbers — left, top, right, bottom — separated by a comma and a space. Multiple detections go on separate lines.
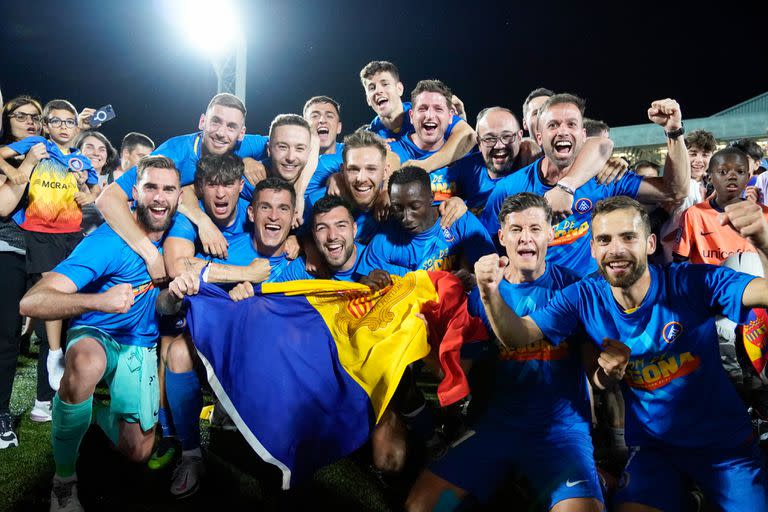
165, 370, 202, 451
157, 407, 175, 438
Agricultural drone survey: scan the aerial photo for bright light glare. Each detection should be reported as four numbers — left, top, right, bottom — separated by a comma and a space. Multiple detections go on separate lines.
169, 0, 242, 57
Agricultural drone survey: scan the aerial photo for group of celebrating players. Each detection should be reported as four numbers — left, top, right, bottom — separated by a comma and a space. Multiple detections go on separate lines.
1, 59, 768, 512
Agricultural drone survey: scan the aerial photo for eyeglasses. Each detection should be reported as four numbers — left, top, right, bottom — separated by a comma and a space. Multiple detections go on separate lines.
45, 117, 77, 128
479, 133, 518, 147
712, 168, 749, 177
10, 112, 42, 123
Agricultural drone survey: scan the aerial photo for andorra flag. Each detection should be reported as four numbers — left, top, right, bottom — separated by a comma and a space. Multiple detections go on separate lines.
184, 270, 486, 488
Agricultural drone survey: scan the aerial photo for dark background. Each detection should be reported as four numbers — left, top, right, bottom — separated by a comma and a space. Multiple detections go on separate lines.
2, 0, 766, 146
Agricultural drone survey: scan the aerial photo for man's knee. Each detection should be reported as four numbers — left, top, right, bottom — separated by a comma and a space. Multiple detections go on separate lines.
166, 336, 193, 373
372, 410, 407, 473
60, 339, 106, 395
551, 497, 604, 512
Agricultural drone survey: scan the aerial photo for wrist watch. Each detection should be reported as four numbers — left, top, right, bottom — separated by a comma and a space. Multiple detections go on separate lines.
665, 122, 685, 139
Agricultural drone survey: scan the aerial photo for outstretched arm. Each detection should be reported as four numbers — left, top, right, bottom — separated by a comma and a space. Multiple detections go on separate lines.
404, 120, 476, 172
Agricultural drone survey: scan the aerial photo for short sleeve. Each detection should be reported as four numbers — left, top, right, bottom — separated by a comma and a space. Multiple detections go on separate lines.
606, 171, 643, 199
167, 212, 198, 242
677, 264, 756, 324
235, 135, 269, 160
52, 232, 120, 290
456, 212, 496, 267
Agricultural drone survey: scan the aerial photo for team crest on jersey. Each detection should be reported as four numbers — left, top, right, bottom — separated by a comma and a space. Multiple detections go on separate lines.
442, 228, 455, 243
68, 158, 84, 171
574, 198, 593, 214
662, 321, 683, 343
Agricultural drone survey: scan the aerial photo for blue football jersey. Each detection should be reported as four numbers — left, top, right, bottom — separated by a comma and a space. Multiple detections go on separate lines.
167, 198, 251, 257
388, 136, 454, 203
444, 151, 504, 216
529, 263, 757, 448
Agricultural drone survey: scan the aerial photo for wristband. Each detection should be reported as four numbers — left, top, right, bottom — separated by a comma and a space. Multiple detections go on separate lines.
555, 182, 575, 196
665, 122, 685, 139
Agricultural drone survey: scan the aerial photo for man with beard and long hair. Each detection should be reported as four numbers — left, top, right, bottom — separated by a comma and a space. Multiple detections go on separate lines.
474, 195, 768, 511
19, 156, 182, 512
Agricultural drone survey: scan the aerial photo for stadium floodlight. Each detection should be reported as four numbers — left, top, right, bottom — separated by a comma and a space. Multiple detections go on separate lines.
169, 0, 247, 103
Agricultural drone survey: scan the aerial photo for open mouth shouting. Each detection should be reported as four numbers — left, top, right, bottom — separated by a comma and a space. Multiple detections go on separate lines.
516, 246, 537, 262
490, 148, 511, 167
261, 221, 284, 244
603, 259, 633, 277
212, 200, 231, 218
421, 121, 439, 138
374, 95, 390, 113
553, 138, 573, 157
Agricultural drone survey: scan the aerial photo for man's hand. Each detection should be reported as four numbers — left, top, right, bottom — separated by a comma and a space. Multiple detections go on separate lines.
359, 269, 392, 292
78, 108, 97, 130
197, 216, 228, 259
245, 258, 272, 283
243, 157, 267, 186
373, 189, 391, 222
282, 235, 301, 260
647, 98, 682, 132
451, 95, 467, 120
327, 173, 344, 196
438, 197, 467, 229
543, 186, 574, 221
598, 338, 631, 381
474, 253, 507, 293
596, 157, 629, 185
99, 283, 134, 314
721, 200, 768, 251
168, 272, 201, 300
229, 281, 255, 302
293, 195, 305, 229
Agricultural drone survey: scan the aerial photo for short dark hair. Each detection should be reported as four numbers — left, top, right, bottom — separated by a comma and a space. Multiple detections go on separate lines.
136, 155, 179, 182
194, 154, 244, 193
252, 177, 296, 207
74, 130, 119, 174
388, 165, 431, 195
303, 96, 341, 117
685, 130, 717, 153
359, 60, 400, 84
342, 130, 388, 162
729, 138, 764, 161
42, 99, 77, 121
312, 194, 355, 225
592, 196, 651, 236
633, 159, 661, 174
539, 93, 586, 125
1, 95, 43, 145
708, 147, 750, 172
207, 93, 246, 117
268, 114, 311, 140
498, 192, 553, 225
410, 79, 452, 108
584, 118, 609, 137
522, 87, 554, 117
121, 132, 155, 154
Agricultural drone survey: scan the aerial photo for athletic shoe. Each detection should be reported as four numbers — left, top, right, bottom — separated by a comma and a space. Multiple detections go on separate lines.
210, 402, 237, 431
148, 436, 178, 470
0, 413, 18, 449
47, 349, 65, 391
170, 455, 205, 498
30, 400, 52, 423
50, 476, 83, 512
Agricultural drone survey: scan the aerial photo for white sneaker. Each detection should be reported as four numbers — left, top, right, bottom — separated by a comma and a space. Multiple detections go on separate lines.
0, 413, 18, 449
30, 399, 52, 423
47, 349, 65, 391
50, 475, 83, 512
170, 455, 205, 498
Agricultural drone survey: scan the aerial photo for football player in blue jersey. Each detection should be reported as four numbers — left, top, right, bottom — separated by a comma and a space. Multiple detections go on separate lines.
156, 177, 295, 498
359, 61, 475, 173
303, 95, 343, 157
359, 166, 494, 277
476, 195, 768, 511
481, 95, 690, 277
96, 93, 268, 283
407, 192, 601, 511
19, 156, 182, 512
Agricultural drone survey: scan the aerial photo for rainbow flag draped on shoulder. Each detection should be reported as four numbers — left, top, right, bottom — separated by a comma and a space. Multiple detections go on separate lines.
184, 270, 486, 488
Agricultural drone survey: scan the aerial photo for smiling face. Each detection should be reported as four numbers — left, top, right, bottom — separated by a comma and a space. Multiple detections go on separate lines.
133, 167, 181, 234
363, 71, 404, 118
591, 208, 655, 289
199, 104, 246, 155
688, 145, 714, 182
313, 206, 358, 271
268, 124, 310, 184
537, 103, 586, 170
79, 135, 108, 172
304, 101, 341, 154
499, 207, 552, 277
709, 152, 750, 205
8, 103, 42, 141
477, 110, 523, 177
343, 146, 387, 210
409, 91, 451, 150
248, 188, 294, 256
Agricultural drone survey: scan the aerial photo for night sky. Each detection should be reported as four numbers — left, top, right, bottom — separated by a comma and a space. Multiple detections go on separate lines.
2, 0, 766, 146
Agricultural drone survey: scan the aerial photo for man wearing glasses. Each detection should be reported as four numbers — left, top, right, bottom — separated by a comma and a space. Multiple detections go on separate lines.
481, 95, 690, 277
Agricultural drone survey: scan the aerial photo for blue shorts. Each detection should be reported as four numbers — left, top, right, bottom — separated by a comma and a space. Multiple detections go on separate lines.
430, 420, 602, 509
67, 325, 159, 432
615, 439, 768, 511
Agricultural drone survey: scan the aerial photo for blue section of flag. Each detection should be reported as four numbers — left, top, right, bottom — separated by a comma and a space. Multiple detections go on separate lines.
185, 281, 374, 488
